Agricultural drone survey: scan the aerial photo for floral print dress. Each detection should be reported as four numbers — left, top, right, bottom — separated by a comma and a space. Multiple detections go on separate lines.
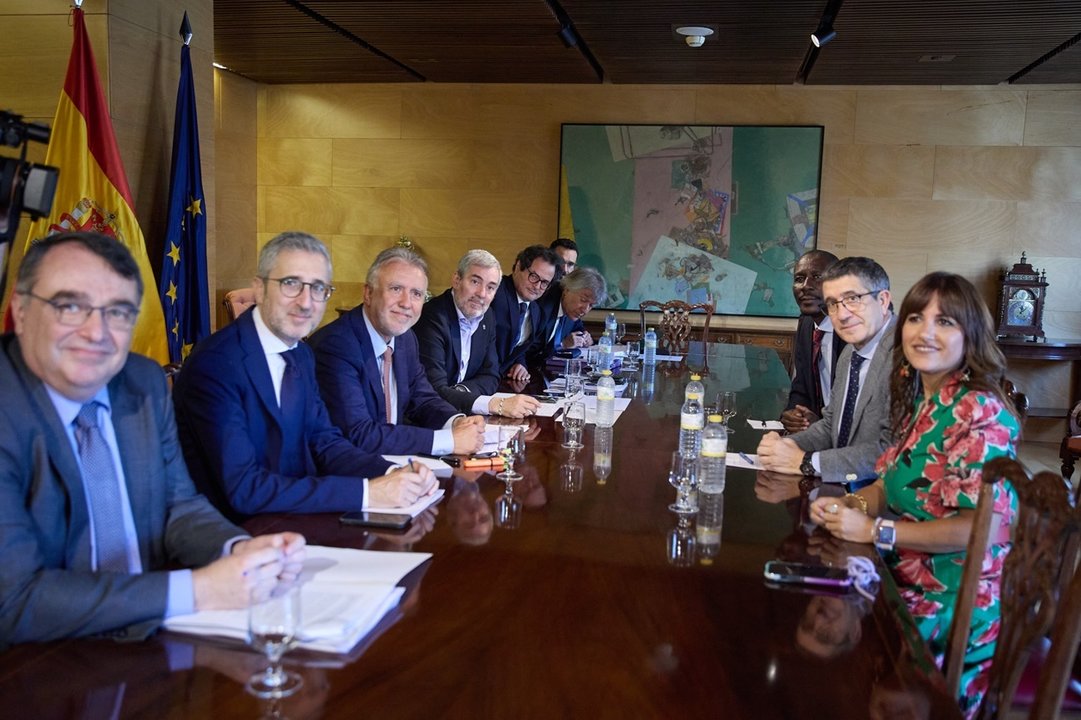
875, 374, 1019, 718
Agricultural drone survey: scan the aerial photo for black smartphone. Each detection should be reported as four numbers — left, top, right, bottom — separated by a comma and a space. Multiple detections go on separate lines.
339, 511, 411, 530
763, 561, 853, 588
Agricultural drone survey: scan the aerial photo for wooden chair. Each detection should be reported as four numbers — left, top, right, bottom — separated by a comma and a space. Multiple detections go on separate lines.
1003, 378, 1030, 425
638, 299, 714, 355
1060, 402, 1081, 482
944, 457, 1079, 719
222, 287, 256, 323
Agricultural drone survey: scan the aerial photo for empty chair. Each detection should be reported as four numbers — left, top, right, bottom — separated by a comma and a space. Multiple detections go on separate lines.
638, 299, 714, 355
222, 287, 256, 322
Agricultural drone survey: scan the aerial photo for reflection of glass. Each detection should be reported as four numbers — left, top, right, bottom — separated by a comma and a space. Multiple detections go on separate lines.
593, 426, 613, 484
667, 452, 698, 513
718, 391, 737, 434
666, 512, 696, 567
247, 585, 303, 699
561, 401, 585, 449
624, 339, 640, 370
560, 451, 583, 493
494, 492, 522, 529
497, 426, 523, 482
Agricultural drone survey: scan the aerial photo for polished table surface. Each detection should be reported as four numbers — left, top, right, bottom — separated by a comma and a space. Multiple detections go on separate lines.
0, 344, 962, 719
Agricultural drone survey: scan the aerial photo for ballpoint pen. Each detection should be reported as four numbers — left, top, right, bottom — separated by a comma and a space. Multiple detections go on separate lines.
552, 407, 565, 422
739, 452, 755, 465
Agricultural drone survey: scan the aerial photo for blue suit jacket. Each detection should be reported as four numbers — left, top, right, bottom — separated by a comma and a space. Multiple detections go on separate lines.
308, 305, 458, 455
491, 275, 542, 374
0, 335, 243, 644
527, 282, 584, 366
173, 309, 391, 520
413, 289, 501, 414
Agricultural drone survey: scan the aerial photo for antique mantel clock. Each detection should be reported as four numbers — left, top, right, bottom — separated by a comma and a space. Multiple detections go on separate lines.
995, 253, 1047, 341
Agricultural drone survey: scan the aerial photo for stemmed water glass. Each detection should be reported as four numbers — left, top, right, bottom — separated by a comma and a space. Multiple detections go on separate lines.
563, 358, 583, 399
718, 391, 738, 435
615, 322, 627, 346
247, 584, 303, 699
667, 452, 699, 513
561, 401, 585, 449
497, 425, 524, 483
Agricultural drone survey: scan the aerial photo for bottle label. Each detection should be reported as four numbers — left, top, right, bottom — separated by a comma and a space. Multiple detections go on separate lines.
680, 412, 703, 430
597, 387, 615, 401
702, 438, 727, 457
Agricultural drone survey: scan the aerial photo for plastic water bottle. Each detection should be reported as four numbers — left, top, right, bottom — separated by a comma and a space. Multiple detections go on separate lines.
684, 373, 704, 404
679, 383, 703, 458
596, 333, 613, 372
643, 327, 657, 367
697, 414, 727, 563
596, 369, 616, 428
605, 312, 617, 338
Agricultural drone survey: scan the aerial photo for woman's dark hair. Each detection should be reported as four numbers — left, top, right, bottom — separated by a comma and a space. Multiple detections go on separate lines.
889, 271, 1014, 433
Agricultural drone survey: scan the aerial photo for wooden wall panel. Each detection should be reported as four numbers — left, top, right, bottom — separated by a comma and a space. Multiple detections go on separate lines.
822, 144, 935, 200
695, 86, 859, 145
258, 138, 333, 187
1015, 202, 1081, 257
260, 85, 402, 139
215, 69, 258, 319
854, 88, 1027, 147
933, 146, 1081, 202
261, 186, 400, 236
1024, 90, 1081, 147
332, 138, 472, 189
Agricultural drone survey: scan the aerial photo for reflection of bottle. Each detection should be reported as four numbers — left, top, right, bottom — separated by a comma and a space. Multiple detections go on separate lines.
696, 486, 724, 564
596, 370, 615, 427
644, 327, 657, 366
593, 426, 613, 484
642, 364, 655, 404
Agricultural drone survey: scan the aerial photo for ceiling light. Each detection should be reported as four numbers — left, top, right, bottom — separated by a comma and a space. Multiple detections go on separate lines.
676, 26, 714, 48
810, 25, 836, 48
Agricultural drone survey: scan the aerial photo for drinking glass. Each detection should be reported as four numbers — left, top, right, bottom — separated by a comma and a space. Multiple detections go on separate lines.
564, 358, 583, 399
497, 425, 523, 482
615, 322, 627, 345
624, 339, 640, 369
247, 584, 303, 699
667, 452, 699, 513
561, 401, 585, 449
718, 391, 738, 435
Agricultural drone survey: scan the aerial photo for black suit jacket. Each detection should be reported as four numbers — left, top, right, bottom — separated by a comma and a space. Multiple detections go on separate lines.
526, 282, 584, 366
490, 275, 541, 374
785, 315, 847, 416
413, 289, 501, 413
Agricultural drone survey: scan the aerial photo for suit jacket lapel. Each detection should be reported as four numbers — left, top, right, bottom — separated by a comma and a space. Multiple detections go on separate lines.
444, 296, 463, 381
237, 311, 283, 425
351, 306, 388, 421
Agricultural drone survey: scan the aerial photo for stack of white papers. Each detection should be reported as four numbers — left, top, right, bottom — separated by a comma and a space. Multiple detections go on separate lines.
164, 545, 430, 654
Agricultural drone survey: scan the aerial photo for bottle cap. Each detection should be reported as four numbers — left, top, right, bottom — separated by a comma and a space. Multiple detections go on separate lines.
691, 374, 701, 381
708, 414, 722, 423
601, 369, 612, 376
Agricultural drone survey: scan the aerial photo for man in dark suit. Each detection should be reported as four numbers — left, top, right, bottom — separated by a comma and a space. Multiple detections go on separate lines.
174, 232, 436, 521
414, 249, 539, 419
491, 244, 561, 382
550, 237, 578, 279
781, 250, 846, 433
527, 267, 607, 366
759, 257, 895, 486
309, 247, 486, 456
0, 233, 303, 645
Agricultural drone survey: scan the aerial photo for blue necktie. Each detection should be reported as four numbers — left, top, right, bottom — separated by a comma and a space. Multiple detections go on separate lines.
553, 315, 569, 349
74, 402, 129, 572
517, 302, 529, 346
837, 353, 866, 448
279, 349, 307, 476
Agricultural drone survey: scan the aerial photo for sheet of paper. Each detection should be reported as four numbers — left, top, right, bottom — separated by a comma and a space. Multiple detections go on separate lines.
296, 545, 432, 586
480, 422, 531, 454
575, 397, 632, 426
382, 455, 453, 478
726, 451, 764, 470
747, 419, 785, 431
655, 354, 683, 362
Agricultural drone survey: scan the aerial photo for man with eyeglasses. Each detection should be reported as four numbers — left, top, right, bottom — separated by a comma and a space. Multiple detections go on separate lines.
781, 250, 845, 433
758, 256, 895, 487
174, 232, 436, 521
491, 245, 561, 383
0, 232, 306, 643
527, 267, 607, 366
414, 249, 540, 419
308, 247, 486, 456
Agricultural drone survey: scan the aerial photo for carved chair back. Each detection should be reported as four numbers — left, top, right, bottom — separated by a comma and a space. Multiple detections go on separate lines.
638, 299, 714, 356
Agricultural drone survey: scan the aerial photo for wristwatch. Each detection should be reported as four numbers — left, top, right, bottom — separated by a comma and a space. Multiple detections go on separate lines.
874, 518, 897, 551
800, 451, 816, 477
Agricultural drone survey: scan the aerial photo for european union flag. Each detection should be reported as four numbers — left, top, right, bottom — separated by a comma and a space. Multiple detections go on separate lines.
160, 30, 209, 363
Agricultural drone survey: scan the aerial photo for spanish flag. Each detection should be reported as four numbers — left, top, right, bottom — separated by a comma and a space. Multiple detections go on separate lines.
4, 7, 167, 362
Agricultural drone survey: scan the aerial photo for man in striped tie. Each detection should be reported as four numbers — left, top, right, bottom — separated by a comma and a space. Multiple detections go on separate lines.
758, 257, 895, 487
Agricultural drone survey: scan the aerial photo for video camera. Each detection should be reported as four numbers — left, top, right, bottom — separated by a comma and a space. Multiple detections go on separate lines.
1, 110, 59, 244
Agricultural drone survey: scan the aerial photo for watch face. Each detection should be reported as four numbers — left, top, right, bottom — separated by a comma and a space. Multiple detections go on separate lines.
1007, 299, 1034, 326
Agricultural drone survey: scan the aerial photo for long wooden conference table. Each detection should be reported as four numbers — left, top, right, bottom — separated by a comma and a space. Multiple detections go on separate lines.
0, 343, 962, 719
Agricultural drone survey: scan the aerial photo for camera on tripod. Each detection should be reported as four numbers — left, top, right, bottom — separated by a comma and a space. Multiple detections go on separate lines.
1, 110, 60, 244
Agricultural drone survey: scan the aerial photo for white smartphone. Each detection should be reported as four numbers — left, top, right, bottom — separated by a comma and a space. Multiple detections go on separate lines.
763, 560, 853, 588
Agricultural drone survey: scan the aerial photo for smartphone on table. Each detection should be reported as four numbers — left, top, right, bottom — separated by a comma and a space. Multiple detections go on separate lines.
340, 511, 411, 530
762, 560, 853, 589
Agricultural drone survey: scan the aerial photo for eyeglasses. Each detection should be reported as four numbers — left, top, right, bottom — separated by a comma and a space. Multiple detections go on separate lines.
526, 270, 552, 290
824, 290, 878, 315
24, 292, 139, 330
264, 277, 334, 302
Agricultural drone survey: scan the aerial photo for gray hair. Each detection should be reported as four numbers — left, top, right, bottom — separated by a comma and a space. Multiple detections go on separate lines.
561, 267, 608, 306
821, 256, 890, 293
456, 249, 501, 278
257, 231, 332, 279
366, 246, 428, 287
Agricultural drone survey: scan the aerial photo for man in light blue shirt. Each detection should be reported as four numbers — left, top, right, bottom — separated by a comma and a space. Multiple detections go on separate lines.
0, 232, 304, 644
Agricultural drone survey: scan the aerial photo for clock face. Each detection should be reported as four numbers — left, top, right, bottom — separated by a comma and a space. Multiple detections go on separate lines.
1007, 299, 1034, 326
1011, 288, 1033, 302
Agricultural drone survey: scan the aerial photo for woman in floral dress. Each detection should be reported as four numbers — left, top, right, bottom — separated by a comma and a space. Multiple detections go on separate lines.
811, 272, 1019, 718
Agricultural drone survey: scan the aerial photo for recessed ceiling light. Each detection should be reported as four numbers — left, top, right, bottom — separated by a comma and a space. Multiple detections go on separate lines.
675, 25, 714, 48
